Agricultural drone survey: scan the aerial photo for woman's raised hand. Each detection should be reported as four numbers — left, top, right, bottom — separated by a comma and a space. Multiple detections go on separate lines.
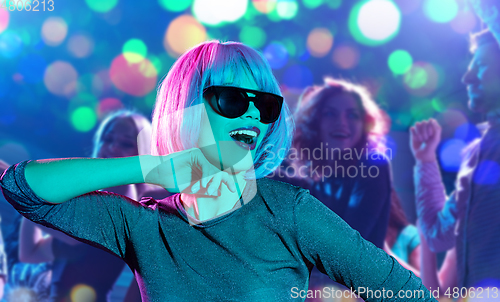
410, 118, 441, 163
141, 148, 237, 196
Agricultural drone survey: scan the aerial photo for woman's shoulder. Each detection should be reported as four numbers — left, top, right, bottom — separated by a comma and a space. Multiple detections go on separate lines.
258, 177, 310, 210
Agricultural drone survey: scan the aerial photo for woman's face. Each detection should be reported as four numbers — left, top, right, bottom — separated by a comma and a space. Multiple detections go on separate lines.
98, 117, 139, 158
198, 76, 271, 173
319, 92, 364, 151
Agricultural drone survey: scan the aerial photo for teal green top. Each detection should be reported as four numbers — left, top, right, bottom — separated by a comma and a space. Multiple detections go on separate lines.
0, 161, 436, 302
392, 225, 420, 264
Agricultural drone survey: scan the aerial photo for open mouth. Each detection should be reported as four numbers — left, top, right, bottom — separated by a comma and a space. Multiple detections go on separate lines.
228, 127, 260, 150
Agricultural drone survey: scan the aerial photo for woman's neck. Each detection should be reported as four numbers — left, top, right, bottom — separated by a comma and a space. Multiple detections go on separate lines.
180, 170, 249, 222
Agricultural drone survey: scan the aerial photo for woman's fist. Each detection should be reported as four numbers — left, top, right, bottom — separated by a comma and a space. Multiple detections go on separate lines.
410, 119, 441, 163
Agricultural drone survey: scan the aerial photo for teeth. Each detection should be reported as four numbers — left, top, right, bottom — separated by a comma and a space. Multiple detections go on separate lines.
229, 129, 258, 138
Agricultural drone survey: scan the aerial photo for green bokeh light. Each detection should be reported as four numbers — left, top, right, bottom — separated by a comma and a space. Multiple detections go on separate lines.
85, 0, 118, 13
123, 39, 147, 63
71, 106, 97, 132
423, 0, 458, 23
282, 38, 297, 57
326, 0, 342, 9
276, 0, 298, 19
388, 50, 413, 75
431, 98, 446, 112
410, 99, 435, 121
158, 0, 192, 12
239, 26, 266, 49
303, 0, 323, 9
404, 65, 428, 89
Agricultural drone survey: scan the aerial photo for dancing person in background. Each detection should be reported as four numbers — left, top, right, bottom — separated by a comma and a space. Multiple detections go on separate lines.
1, 41, 436, 301
272, 78, 393, 298
411, 26, 500, 289
384, 189, 420, 276
18, 110, 154, 302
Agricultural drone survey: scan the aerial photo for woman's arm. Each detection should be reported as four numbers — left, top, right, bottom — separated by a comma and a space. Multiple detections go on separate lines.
24, 156, 146, 204
294, 189, 436, 301
19, 218, 54, 263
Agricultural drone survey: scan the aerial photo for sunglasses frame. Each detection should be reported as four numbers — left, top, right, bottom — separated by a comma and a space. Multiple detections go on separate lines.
203, 85, 284, 124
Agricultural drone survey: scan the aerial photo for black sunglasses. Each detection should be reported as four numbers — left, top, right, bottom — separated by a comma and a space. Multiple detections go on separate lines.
202, 86, 284, 124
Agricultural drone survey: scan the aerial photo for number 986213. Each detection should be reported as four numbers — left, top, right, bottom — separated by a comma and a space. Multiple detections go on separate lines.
1, 0, 54, 11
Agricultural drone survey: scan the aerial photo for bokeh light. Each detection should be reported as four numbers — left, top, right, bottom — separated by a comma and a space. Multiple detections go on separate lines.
454, 122, 481, 143
403, 62, 439, 96
41, 17, 68, 46
159, 0, 193, 12
303, 0, 322, 9
0, 9, 9, 34
394, 0, 421, 15
388, 50, 413, 75
450, 10, 477, 34
164, 15, 207, 56
307, 28, 333, 58
98, 98, 124, 119
439, 138, 466, 172
44, 61, 78, 97
276, 0, 299, 19
349, 0, 401, 46
193, 0, 248, 26
67, 34, 94, 58
71, 106, 97, 132
282, 64, 313, 91
252, 0, 277, 14
70, 284, 97, 302
0, 30, 23, 58
239, 26, 266, 49
263, 42, 289, 69
18, 54, 47, 83
123, 39, 147, 63
423, 0, 458, 23
85, 0, 118, 13
474, 160, 500, 185
332, 44, 360, 69
109, 54, 158, 96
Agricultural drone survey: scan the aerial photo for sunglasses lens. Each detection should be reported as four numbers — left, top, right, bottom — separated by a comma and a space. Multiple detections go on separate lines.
256, 95, 281, 123
218, 89, 248, 118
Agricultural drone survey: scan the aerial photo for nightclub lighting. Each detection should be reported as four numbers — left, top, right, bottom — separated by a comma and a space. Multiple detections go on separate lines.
0, 30, 22, 58
98, 97, 124, 119
70, 284, 97, 302
239, 25, 266, 48
282, 64, 313, 90
67, 33, 94, 58
264, 41, 289, 69
41, 17, 67, 46
159, 0, 193, 12
122, 38, 148, 63
85, 0, 118, 13
403, 62, 439, 96
109, 54, 158, 96
303, 0, 323, 10
71, 106, 97, 132
276, 0, 299, 20
0, 9, 8, 34
450, 9, 477, 34
307, 27, 333, 58
164, 15, 207, 56
439, 138, 466, 172
43, 61, 78, 97
423, 0, 458, 23
332, 44, 360, 69
192, 0, 248, 26
252, 0, 277, 14
349, 0, 401, 46
388, 50, 413, 75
